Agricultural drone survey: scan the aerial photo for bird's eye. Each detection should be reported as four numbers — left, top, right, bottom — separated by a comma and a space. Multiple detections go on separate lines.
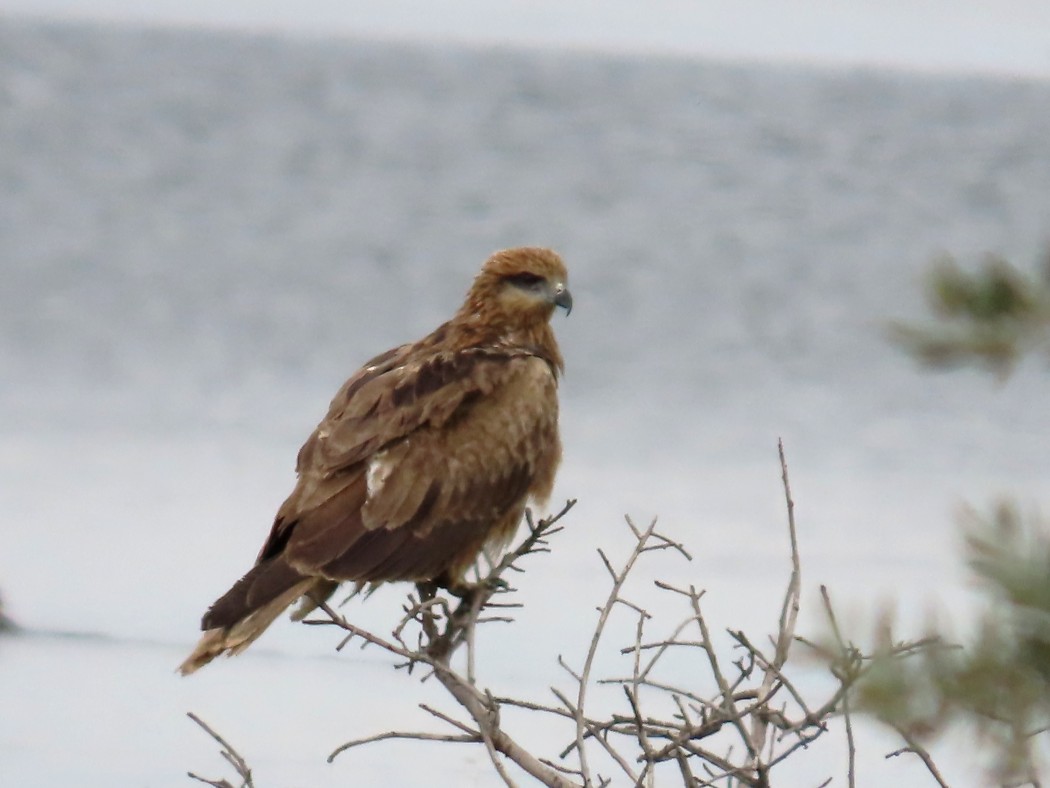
505, 272, 545, 288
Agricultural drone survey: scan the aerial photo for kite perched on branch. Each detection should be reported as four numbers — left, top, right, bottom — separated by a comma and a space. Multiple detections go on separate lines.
180, 247, 572, 674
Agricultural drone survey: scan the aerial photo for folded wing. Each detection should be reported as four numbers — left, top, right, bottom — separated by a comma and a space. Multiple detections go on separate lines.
197, 346, 560, 635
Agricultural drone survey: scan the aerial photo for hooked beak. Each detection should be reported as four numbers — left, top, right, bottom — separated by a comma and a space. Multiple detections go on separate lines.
552, 283, 573, 316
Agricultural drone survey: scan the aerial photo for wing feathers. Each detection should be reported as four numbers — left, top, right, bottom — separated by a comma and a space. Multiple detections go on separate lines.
321, 525, 419, 580
194, 352, 558, 634
254, 353, 558, 588
201, 557, 307, 630
315, 348, 539, 475
281, 473, 369, 568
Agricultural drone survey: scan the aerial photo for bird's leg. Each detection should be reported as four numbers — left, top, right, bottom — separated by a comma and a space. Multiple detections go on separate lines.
430, 570, 475, 600
432, 571, 508, 601
427, 574, 486, 641
416, 580, 439, 601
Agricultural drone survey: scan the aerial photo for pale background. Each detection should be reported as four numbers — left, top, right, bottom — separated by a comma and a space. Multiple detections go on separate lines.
2, 3, 1049, 786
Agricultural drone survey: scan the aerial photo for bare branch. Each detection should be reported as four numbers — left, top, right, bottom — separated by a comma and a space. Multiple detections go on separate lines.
316, 502, 582, 788
419, 703, 481, 737
691, 587, 759, 762
559, 516, 663, 783
818, 586, 857, 787
328, 728, 481, 762
885, 730, 951, 788
749, 440, 803, 763
186, 712, 254, 788
775, 437, 802, 668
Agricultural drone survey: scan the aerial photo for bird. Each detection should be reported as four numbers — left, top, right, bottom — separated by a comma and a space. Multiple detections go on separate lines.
179, 247, 572, 674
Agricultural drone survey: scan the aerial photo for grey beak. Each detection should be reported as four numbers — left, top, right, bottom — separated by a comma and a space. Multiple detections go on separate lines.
553, 284, 573, 315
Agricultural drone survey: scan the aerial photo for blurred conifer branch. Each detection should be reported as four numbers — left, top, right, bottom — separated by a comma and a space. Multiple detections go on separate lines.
840, 252, 1050, 786
850, 503, 1050, 786
889, 253, 1050, 372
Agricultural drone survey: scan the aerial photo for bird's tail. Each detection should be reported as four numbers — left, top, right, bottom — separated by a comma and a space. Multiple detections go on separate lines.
178, 577, 318, 675
179, 554, 345, 675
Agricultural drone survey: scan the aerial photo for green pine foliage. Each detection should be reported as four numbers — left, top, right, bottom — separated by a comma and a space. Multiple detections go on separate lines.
855, 504, 1050, 784
850, 255, 1050, 785
889, 254, 1050, 372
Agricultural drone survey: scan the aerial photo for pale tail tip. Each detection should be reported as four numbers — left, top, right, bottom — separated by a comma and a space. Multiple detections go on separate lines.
177, 628, 227, 676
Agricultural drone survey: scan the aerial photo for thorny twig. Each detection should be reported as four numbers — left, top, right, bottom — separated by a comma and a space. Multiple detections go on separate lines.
566, 515, 662, 785
748, 439, 802, 765
886, 730, 952, 788
820, 585, 857, 788
186, 442, 951, 787
542, 441, 942, 786
186, 712, 255, 788
323, 499, 580, 788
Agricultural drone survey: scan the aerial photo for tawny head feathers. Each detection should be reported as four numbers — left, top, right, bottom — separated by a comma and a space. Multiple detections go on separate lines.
457, 247, 572, 327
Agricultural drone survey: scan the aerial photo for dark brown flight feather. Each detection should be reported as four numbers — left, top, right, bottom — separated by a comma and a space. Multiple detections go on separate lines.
179, 247, 571, 674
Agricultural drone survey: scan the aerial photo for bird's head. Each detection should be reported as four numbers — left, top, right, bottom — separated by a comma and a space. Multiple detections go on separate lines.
464, 247, 572, 326
451, 248, 571, 370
